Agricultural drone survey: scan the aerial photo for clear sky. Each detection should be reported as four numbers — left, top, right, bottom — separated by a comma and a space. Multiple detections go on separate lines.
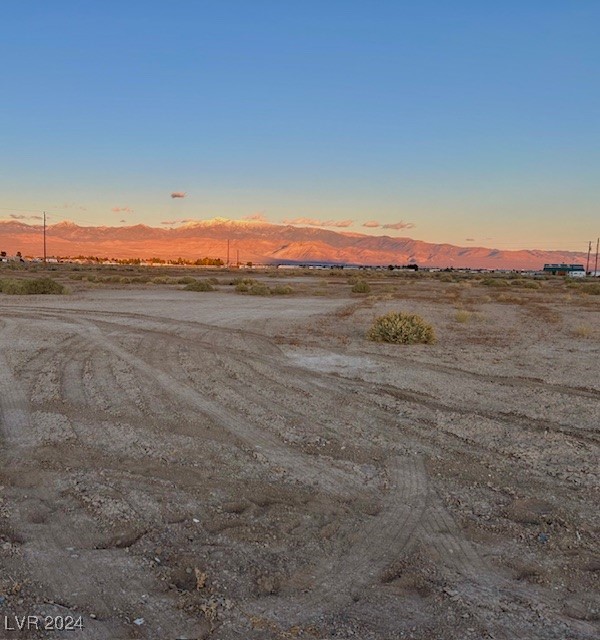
1, 1, 598, 250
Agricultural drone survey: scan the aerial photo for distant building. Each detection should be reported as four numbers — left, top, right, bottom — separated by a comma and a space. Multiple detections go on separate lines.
542, 263, 585, 276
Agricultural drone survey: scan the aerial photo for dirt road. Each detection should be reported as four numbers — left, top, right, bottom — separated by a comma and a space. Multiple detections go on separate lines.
0, 286, 598, 639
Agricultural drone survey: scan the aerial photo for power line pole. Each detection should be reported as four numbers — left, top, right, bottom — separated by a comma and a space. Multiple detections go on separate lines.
43, 211, 47, 264
595, 237, 599, 277
586, 241, 592, 274
226, 238, 230, 268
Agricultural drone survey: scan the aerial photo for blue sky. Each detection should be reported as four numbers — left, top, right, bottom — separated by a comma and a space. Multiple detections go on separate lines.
1, 1, 598, 249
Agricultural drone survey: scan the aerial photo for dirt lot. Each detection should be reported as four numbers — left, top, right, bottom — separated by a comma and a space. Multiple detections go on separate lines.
0, 269, 598, 639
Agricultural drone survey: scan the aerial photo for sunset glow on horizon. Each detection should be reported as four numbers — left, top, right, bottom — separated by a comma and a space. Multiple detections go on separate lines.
1, 2, 598, 252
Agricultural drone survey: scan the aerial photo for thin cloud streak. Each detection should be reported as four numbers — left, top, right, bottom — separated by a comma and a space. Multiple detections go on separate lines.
283, 217, 353, 228
10, 213, 42, 220
382, 220, 415, 230
241, 213, 269, 222
161, 218, 194, 225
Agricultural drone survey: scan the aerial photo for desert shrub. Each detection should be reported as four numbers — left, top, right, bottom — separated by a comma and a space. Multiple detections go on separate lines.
184, 279, 214, 292
151, 276, 168, 284
454, 309, 472, 323
580, 283, 600, 295
0, 277, 66, 295
368, 312, 436, 345
511, 279, 540, 289
176, 276, 197, 285
351, 280, 371, 294
481, 278, 509, 287
270, 285, 293, 295
246, 282, 271, 296
232, 277, 257, 288
119, 277, 132, 284
439, 274, 457, 283
573, 324, 592, 338
521, 280, 541, 289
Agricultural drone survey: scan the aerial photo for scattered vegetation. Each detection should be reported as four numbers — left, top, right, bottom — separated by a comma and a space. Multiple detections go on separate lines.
481, 278, 510, 287
454, 309, 484, 323
0, 277, 66, 295
511, 279, 541, 289
580, 283, 600, 296
351, 280, 371, 294
454, 309, 472, 323
368, 312, 436, 345
573, 325, 592, 339
184, 279, 215, 292
234, 278, 293, 295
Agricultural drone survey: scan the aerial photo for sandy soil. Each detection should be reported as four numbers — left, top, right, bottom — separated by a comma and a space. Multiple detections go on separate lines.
0, 275, 598, 639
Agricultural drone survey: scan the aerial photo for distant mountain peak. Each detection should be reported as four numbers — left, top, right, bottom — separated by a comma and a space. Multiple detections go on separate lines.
0, 219, 588, 269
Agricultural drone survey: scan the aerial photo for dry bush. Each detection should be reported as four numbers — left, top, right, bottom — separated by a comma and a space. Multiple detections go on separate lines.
0, 277, 66, 295
270, 284, 293, 295
454, 309, 472, 323
184, 279, 215, 292
573, 325, 592, 338
351, 280, 371, 294
368, 312, 436, 345
481, 277, 509, 287
511, 279, 541, 289
581, 283, 600, 295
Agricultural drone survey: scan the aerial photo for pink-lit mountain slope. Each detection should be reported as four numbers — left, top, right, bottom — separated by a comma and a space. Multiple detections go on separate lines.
0, 218, 589, 270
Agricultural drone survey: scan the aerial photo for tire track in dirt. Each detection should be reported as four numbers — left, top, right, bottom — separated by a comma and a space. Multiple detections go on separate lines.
248, 455, 429, 624
0, 351, 34, 448
0, 319, 208, 639
69, 319, 364, 497
365, 351, 600, 400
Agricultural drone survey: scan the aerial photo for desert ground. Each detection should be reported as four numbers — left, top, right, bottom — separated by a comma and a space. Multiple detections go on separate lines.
0, 267, 598, 639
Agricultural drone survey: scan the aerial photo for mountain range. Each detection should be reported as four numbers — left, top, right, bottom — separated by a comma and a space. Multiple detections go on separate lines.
0, 218, 589, 270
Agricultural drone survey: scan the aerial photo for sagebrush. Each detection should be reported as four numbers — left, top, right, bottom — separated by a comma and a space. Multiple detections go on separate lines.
368, 312, 436, 344
0, 278, 66, 295
184, 279, 215, 292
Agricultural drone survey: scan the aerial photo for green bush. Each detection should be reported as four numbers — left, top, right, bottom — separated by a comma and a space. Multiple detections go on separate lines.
368, 312, 436, 345
184, 279, 215, 292
0, 277, 66, 295
351, 280, 371, 294
270, 284, 293, 295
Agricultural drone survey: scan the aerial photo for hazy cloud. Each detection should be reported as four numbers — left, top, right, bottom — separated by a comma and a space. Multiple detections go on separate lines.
10, 213, 42, 220
54, 203, 87, 211
382, 220, 415, 230
242, 213, 269, 222
465, 238, 475, 242
170, 192, 187, 199
161, 218, 194, 225
283, 217, 353, 228
112, 206, 134, 213
362, 220, 381, 228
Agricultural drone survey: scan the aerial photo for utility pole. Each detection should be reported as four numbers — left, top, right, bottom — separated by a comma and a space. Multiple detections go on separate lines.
595, 237, 599, 277
43, 211, 47, 264
586, 241, 592, 274
236, 249, 239, 267
226, 238, 230, 268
